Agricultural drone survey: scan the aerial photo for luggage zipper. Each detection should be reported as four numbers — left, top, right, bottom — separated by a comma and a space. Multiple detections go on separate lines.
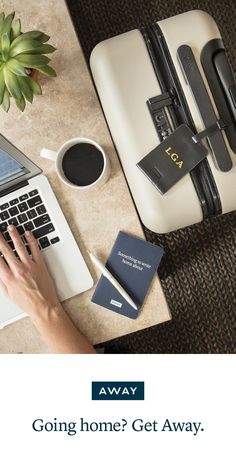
142, 24, 222, 219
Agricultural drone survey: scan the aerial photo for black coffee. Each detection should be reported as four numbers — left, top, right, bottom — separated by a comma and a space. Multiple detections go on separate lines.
62, 143, 104, 186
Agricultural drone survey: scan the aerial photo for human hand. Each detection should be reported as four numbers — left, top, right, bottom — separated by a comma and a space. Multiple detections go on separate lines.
0, 225, 60, 318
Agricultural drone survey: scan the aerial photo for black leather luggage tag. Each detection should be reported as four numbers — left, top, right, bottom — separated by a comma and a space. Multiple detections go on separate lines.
137, 124, 208, 194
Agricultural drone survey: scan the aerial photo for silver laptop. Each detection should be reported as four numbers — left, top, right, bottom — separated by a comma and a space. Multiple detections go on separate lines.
0, 134, 93, 328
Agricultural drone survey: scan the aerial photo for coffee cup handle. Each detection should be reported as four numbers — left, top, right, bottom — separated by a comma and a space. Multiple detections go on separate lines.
40, 148, 57, 161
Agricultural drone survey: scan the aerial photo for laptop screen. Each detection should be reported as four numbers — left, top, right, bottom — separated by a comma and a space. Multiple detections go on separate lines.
0, 149, 29, 187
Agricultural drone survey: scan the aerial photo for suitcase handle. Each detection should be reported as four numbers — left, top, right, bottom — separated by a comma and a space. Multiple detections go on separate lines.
178, 44, 232, 172
214, 50, 236, 123
201, 39, 236, 153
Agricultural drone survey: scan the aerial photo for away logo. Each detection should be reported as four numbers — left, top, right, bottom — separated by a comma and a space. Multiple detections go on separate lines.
92, 382, 145, 400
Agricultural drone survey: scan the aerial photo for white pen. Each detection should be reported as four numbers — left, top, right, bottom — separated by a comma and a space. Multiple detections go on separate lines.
88, 252, 138, 310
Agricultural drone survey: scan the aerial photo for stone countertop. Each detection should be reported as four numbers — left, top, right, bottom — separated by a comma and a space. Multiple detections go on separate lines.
0, 0, 170, 353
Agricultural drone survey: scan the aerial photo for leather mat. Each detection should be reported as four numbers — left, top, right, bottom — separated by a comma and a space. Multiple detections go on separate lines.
66, 0, 236, 353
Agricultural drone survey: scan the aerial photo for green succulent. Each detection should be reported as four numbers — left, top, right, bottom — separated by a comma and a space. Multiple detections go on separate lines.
0, 12, 57, 112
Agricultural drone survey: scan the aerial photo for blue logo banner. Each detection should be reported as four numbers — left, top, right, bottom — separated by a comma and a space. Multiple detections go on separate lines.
92, 381, 144, 400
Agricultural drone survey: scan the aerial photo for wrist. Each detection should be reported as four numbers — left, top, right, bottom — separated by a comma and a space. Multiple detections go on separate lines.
29, 294, 63, 323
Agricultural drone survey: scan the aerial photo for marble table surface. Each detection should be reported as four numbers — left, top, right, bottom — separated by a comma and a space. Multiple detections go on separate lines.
0, 0, 170, 353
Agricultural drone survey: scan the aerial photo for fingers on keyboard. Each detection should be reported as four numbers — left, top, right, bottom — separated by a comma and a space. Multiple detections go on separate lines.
0, 190, 60, 251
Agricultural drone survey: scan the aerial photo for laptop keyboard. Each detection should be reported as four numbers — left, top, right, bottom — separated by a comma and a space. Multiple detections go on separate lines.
0, 189, 60, 255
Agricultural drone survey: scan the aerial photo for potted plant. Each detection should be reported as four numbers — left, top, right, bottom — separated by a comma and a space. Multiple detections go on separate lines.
0, 11, 56, 112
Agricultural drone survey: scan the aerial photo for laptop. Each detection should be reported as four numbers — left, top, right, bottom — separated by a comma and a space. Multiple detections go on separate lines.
0, 134, 93, 328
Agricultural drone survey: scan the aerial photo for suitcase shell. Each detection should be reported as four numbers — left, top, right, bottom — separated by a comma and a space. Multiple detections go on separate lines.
90, 10, 236, 233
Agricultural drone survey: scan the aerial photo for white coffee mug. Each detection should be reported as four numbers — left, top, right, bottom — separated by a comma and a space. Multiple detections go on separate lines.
40, 137, 110, 190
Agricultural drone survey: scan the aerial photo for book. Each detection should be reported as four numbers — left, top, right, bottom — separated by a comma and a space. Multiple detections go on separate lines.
92, 231, 164, 319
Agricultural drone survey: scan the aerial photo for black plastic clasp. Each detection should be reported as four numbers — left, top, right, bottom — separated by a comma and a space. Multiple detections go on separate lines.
148, 91, 173, 110
192, 119, 227, 143
147, 92, 173, 141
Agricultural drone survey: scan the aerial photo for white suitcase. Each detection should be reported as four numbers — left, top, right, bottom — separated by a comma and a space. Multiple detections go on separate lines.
90, 10, 236, 233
